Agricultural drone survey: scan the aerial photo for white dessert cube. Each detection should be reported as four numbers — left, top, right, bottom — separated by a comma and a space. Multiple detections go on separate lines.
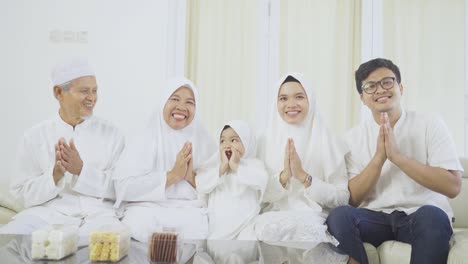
31, 225, 78, 260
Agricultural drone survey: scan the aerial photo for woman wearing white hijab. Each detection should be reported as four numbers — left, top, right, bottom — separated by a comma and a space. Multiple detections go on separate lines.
255, 72, 349, 263
114, 77, 216, 243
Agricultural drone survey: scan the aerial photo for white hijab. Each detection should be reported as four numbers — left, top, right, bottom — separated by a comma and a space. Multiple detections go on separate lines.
224, 120, 267, 197
225, 120, 257, 159
116, 77, 216, 199
198, 120, 267, 197
260, 72, 347, 184
201, 119, 259, 173
145, 77, 216, 171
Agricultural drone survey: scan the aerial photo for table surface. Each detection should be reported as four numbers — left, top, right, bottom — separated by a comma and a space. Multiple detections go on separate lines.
0, 234, 308, 264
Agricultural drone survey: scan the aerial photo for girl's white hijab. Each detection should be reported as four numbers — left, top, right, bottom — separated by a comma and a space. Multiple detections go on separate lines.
260, 72, 347, 183
227, 120, 256, 159
198, 120, 267, 199
118, 77, 216, 181
202, 120, 257, 169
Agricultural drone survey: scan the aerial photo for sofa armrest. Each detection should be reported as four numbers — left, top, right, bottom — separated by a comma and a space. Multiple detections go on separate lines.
0, 206, 16, 225
449, 161, 468, 228
448, 231, 468, 263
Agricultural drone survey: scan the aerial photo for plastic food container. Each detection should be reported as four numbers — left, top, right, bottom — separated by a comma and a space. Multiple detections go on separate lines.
89, 226, 131, 262
31, 224, 78, 260
148, 229, 180, 263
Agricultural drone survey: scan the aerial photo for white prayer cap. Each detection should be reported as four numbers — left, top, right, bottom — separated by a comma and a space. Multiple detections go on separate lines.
51, 58, 95, 86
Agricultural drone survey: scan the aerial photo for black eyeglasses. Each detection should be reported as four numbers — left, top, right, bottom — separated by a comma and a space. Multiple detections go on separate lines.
361, 77, 396, 94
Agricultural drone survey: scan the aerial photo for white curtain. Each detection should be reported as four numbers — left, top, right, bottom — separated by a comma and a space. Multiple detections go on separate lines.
185, 0, 465, 149
278, 0, 362, 136
186, 0, 260, 138
382, 0, 465, 155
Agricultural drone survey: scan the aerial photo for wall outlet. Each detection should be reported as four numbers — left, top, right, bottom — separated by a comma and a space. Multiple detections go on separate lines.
49, 30, 88, 44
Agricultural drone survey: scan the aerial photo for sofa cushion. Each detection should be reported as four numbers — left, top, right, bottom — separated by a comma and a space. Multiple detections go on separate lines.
0, 206, 16, 225
449, 167, 468, 228
448, 230, 468, 263
364, 242, 380, 264
0, 178, 22, 213
365, 230, 468, 264
0, 155, 24, 213
377, 241, 410, 264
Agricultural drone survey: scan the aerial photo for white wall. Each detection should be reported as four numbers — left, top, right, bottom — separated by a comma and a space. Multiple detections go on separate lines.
0, 0, 185, 199
0, 0, 465, 203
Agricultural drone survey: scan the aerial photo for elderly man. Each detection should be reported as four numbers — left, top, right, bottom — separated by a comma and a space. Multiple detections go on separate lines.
0, 59, 125, 242
327, 58, 463, 264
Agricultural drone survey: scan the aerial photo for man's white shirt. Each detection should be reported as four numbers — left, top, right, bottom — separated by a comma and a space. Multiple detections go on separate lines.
10, 113, 124, 220
345, 109, 463, 220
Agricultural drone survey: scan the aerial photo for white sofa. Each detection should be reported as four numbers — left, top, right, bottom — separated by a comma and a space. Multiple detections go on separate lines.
364, 158, 468, 264
0, 185, 20, 226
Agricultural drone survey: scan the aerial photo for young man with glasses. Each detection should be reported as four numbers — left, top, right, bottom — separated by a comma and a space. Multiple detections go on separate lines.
326, 58, 463, 264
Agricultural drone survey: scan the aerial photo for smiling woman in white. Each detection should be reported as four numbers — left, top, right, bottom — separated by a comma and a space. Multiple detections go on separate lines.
114, 77, 216, 243
255, 72, 349, 263
0, 59, 125, 244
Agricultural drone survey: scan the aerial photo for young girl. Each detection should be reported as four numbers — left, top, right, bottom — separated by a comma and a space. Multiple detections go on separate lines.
196, 120, 267, 263
197, 120, 268, 239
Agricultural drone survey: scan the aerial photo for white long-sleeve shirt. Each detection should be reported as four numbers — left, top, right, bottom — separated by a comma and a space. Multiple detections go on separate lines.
115, 170, 203, 207
258, 134, 349, 213
197, 159, 268, 239
262, 161, 349, 212
10, 113, 125, 217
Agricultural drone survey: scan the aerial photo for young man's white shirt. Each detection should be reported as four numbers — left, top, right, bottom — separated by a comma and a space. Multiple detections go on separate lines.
345, 109, 463, 221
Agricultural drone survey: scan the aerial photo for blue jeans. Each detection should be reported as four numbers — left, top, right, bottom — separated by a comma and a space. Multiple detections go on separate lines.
326, 205, 452, 264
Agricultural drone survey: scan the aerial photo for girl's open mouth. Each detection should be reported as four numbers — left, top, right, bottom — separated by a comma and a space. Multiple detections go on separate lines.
225, 150, 232, 160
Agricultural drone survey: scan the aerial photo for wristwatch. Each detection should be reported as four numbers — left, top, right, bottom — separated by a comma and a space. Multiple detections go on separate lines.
303, 174, 313, 184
